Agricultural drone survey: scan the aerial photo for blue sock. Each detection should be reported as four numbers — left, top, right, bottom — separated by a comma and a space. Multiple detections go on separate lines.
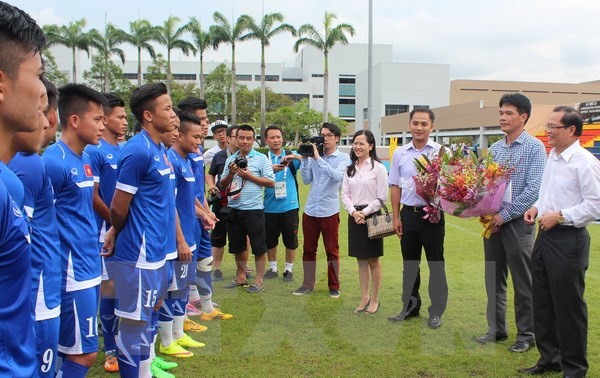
116, 320, 149, 378
57, 359, 88, 378
195, 269, 213, 296
151, 310, 159, 339
99, 297, 118, 352
158, 299, 175, 322
174, 297, 188, 317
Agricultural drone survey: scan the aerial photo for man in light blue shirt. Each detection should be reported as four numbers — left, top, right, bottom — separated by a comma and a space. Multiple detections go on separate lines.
293, 123, 351, 298
220, 125, 275, 293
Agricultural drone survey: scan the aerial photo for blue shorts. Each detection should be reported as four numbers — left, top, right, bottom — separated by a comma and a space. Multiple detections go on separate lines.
58, 286, 99, 355
168, 260, 194, 292
196, 226, 212, 260
36, 317, 59, 378
113, 257, 168, 322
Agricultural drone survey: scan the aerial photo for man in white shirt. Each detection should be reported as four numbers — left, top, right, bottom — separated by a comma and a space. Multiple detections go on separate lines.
520, 106, 600, 378
204, 120, 228, 166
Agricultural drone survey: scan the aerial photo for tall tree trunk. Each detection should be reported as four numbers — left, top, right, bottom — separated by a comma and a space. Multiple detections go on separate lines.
199, 53, 205, 98
72, 48, 77, 83
137, 48, 142, 87
166, 49, 172, 94
322, 52, 329, 122
103, 56, 110, 92
231, 44, 237, 126
260, 44, 266, 146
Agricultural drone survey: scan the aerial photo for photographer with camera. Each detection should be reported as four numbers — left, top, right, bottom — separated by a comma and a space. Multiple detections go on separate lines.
206, 125, 239, 281
263, 125, 301, 282
219, 125, 275, 293
293, 123, 351, 298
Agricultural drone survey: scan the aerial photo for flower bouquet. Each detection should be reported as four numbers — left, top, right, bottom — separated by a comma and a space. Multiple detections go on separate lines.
413, 149, 444, 224
437, 151, 512, 237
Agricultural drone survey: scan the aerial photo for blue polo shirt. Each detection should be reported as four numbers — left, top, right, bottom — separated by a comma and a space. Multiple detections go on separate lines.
222, 149, 275, 210
264, 150, 300, 213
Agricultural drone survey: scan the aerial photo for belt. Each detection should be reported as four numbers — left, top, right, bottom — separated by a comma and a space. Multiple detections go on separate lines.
402, 205, 425, 212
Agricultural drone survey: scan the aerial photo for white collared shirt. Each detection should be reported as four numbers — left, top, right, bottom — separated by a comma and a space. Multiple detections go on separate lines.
534, 140, 600, 227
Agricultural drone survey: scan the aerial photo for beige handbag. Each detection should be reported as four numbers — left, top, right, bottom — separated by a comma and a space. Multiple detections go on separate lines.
366, 199, 396, 239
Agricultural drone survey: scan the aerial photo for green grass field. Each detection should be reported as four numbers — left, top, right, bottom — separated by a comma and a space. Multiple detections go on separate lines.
89, 182, 600, 377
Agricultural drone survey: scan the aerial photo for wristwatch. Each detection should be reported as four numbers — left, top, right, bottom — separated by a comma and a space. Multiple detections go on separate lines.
557, 211, 565, 224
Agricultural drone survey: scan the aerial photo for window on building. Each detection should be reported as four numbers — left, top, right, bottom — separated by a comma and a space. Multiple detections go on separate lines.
339, 76, 355, 84
236, 74, 252, 81
172, 73, 196, 81
385, 104, 409, 116
339, 98, 355, 105
255, 75, 279, 81
285, 94, 310, 102
123, 73, 138, 80
363, 108, 368, 119
282, 78, 302, 82
413, 105, 430, 110
313, 94, 324, 98
311, 73, 324, 78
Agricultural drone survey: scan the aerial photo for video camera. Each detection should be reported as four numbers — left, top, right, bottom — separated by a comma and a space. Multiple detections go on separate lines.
297, 136, 325, 157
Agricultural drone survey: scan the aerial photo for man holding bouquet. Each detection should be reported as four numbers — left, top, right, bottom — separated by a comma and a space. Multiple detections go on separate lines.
520, 106, 600, 377
476, 93, 546, 353
388, 108, 448, 329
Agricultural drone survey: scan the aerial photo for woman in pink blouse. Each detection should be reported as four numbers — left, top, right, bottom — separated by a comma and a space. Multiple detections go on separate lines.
342, 130, 388, 314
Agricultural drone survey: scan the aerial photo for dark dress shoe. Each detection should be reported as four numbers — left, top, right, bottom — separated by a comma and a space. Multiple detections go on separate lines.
475, 332, 508, 344
388, 310, 419, 322
427, 315, 442, 329
517, 365, 562, 375
508, 340, 535, 353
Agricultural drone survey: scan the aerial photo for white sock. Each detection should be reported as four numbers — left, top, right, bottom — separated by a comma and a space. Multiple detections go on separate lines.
285, 263, 294, 272
158, 321, 174, 348
150, 334, 157, 360
188, 285, 200, 302
269, 261, 277, 271
200, 294, 215, 314
173, 315, 185, 340
140, 358, 152, 378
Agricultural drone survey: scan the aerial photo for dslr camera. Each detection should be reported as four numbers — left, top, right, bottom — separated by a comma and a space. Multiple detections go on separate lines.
207, 187, 222, 206
298, 136, 325, 157
234, 155, 248, 169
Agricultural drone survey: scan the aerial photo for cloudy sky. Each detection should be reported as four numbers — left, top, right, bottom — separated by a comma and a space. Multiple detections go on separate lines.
10, 0, 600, 83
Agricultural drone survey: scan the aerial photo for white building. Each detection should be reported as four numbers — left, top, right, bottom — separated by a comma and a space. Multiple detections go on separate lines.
50, 43, 450, 144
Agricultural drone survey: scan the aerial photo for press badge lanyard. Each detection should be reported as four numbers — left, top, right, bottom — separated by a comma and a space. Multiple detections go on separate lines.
269, 151, 287, 199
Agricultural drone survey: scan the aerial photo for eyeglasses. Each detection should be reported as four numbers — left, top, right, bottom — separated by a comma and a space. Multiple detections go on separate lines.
320, 133, 335, 139
544, 123, 571, 131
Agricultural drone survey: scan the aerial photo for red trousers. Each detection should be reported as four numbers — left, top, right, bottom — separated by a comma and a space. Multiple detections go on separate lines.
301, 212, 340, 290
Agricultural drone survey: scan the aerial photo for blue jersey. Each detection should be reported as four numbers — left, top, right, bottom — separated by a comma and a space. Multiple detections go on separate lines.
0, 161, 24, 209
168, 148, 197, 252
165, 160, 177, 261
43, 140, 101, 291
264, 150, 300, 213
85, 139, 122, 243
9, 153, 62, 320
0, 179, 36, 377
114, 130, 171, 269
189, 150, 206, 203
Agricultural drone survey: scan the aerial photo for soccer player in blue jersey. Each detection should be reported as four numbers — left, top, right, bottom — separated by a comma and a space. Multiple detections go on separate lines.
9, 77, 63, 378
158, 111, 207, 360
0, 3, 48, 376
104, 83, 176, 378
42, 83, 107, 377
84, 92, 127, 373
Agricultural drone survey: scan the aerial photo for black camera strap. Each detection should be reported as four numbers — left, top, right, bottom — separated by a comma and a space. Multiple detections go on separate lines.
226, 178, 246, 196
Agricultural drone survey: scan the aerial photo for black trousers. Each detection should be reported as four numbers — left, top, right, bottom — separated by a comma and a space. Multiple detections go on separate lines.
532, 226, 590, 378
399, 206, 448, 317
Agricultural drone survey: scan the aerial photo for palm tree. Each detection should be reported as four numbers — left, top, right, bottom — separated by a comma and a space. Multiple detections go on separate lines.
43, 19, 94, 83
210, 12, 249, 126
89, 24, 129, 92
241, 13, 295, 146
294, 11, 355, 122
186, 17, 213, 97
123, 20, 160, 87
156, 16, 196, 93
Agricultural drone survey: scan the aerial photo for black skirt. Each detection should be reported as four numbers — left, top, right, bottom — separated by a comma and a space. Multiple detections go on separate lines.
348, 212, 384, 259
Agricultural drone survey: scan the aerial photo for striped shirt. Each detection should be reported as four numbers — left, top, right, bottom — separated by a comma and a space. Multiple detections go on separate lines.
489, 131, 546, 223
222, 149, 275, 210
